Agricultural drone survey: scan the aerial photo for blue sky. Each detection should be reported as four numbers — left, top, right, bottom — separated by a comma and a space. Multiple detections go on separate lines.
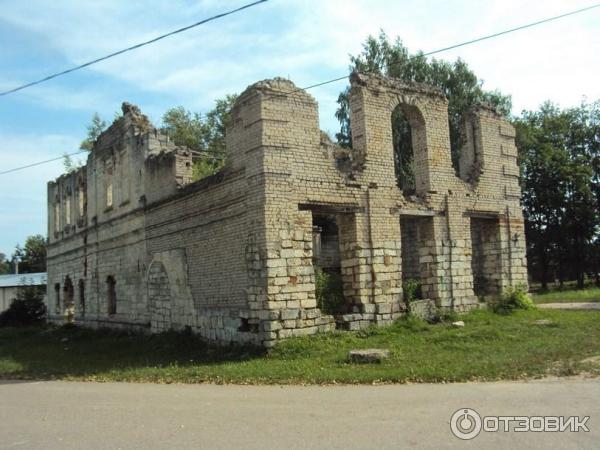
0, 0, 599, 256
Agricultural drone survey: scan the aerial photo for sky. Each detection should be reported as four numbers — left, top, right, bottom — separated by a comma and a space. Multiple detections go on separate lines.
0, 0, 599, 257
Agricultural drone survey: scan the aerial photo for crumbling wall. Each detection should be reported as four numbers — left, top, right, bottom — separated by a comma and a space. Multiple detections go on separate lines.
47, 103, 193, 330
144, 170, 256, 343
47, 71, 528, 346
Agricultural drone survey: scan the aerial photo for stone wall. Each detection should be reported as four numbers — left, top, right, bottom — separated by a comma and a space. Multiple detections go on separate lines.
47, 72, 528, 346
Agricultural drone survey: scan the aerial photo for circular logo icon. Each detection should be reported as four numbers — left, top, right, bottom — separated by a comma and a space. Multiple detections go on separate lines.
450, 408, 482, 440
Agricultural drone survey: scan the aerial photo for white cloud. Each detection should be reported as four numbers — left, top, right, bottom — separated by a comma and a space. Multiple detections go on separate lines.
0, 132, 81, 201
1, 0, 599, 252
0, 132, 80, 253
4, 0, 598, 124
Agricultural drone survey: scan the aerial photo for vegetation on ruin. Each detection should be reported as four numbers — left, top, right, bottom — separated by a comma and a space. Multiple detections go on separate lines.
314, 269, 344, 315
161, 94, 238, 180
335, 31, 512, 185
488, 284, 534, 314
402, 278, 421, 312
336, 33, 600, 291
68, 94, 238, 180
1, 308, 599, 384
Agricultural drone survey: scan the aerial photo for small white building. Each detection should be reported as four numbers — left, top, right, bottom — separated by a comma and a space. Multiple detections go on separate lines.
0, 273, 47, 313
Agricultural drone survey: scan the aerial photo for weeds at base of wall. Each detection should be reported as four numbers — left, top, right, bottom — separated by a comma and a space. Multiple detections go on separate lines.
315, 269, 345, 315
402, 278, 422, 313
488, 284, 535, 314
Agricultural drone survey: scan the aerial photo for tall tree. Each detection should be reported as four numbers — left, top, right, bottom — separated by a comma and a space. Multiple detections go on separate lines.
162, 94, 238, 180
515, 101, 599, 289
336, 32, 511, 190
11, 235, 47, 274
0, 253, 10, 275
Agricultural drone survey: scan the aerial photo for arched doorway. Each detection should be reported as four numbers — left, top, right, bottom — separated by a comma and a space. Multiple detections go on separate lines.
63, 276, 74, 322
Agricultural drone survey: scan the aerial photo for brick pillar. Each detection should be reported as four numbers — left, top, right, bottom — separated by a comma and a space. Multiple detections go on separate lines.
227, 78, 335, 346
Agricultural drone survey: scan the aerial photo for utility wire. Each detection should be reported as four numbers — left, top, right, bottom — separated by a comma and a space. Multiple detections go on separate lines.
0, 0, 268, 97
296, 2, 600, 94
0, 150, 88, 175
1, 2, 598, 176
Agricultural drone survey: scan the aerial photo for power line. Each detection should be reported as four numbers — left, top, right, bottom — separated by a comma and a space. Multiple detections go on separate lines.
0, 150, 88, 175
0, 0, 268, 97
1, 2, 598, 176
297, 2, 600, 94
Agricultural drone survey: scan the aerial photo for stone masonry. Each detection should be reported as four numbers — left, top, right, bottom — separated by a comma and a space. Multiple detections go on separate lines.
46, 73, 528, 347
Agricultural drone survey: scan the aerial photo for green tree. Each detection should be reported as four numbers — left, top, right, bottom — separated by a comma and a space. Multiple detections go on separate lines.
12, 235, 47, 274
80, 113, 108, 151
0, 253, 10, 275
0, 280, 46, 327
515, 102, 599, 289
336, 32, 511, 190
63, 113, 108, 173
162, 94, 238, 180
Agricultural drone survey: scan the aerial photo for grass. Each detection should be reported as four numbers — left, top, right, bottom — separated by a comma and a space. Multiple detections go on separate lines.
1, 308, 599, 384
532, 286, 600, 304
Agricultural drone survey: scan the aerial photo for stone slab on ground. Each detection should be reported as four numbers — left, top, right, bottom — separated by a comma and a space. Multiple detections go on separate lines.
349, 348, 390, 363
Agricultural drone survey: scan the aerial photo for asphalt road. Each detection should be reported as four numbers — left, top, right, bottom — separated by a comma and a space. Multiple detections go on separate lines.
1, 378, 598, 449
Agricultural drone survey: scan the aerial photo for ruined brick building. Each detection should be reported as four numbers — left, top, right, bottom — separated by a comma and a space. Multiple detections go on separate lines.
46, 73, 528, 346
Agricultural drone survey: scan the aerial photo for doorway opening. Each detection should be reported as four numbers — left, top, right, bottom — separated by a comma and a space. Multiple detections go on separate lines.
470, 217, 502, 297
312, 214, 344, 315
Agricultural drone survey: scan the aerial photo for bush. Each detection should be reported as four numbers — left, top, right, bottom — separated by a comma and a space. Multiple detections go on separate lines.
489, 284, 534, 314
315, 269, 345, 315
402, 278, 422, 312
0, 284, 46, 327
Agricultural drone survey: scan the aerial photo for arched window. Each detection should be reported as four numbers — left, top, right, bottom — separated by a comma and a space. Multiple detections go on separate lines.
54, 203, 61, 232
106, 183, 113, 208
64, 276, 74, 309
78, 279, 85, 317
107, 276, 117, 315
78, 184, 86, 218
391, 105, 415, 193
65, 197, 71, 225
54, 283, 61, 313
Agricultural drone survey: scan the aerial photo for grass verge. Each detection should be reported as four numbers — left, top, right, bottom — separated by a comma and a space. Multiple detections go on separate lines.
532, 287, 600, 304
1, 309, 599, 384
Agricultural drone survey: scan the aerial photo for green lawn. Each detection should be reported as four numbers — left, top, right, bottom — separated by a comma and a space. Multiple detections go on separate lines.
1, 308, 599, 384
532, 286, 600, 304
